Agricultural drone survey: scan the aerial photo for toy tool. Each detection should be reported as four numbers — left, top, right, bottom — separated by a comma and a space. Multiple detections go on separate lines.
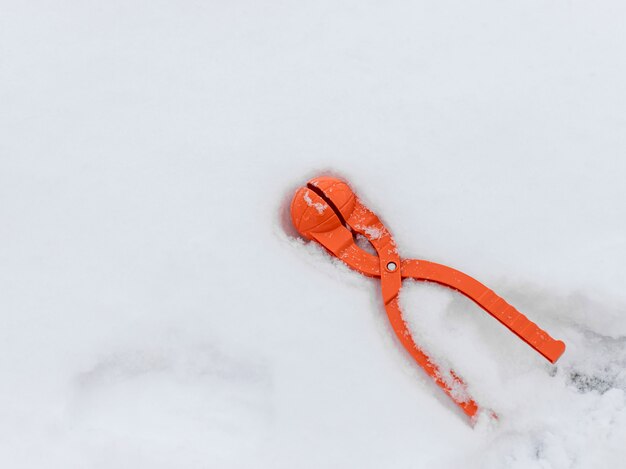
290, 175, 566, 419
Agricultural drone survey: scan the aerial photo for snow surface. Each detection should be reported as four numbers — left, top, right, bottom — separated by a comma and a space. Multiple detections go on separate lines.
2, 1, 626, 468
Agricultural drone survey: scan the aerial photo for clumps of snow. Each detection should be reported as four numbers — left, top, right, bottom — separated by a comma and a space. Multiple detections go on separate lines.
354, 233, 378, 255
400, 280, 626, 468
363, 226, 383, 240
354, 224, 385, 240
303, 190, 327, 214
436, 367, 473, 404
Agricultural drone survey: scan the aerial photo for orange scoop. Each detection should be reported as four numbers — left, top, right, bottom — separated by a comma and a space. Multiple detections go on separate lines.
290, 175, 566, 420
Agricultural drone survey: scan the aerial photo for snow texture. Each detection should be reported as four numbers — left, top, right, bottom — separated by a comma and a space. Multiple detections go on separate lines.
1, 1, 626, 468
303, 190, 327, 214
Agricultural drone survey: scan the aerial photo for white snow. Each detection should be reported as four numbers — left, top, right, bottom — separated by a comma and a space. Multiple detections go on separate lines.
302, 190, 327, 214
357, 224, 385, 240
1, 1, 626, 468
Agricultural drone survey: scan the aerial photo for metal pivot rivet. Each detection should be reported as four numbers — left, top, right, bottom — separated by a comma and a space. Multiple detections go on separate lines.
386, 262, 397, 272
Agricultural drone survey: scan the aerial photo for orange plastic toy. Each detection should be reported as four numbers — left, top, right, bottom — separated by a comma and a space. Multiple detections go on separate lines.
290, 175, 566, 420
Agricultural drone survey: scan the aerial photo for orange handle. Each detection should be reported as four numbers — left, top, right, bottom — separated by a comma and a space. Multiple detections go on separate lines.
401, 259, 566, 363
384, 298, 480, 418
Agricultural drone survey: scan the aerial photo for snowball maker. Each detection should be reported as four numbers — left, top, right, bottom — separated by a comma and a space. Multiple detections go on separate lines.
290, 175, 566, 420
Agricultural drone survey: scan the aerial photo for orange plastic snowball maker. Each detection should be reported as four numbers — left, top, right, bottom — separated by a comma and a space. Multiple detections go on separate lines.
290, 175, 566, 420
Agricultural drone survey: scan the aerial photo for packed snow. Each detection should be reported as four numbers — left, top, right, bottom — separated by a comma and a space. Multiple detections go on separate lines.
1, 1, 626, 468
